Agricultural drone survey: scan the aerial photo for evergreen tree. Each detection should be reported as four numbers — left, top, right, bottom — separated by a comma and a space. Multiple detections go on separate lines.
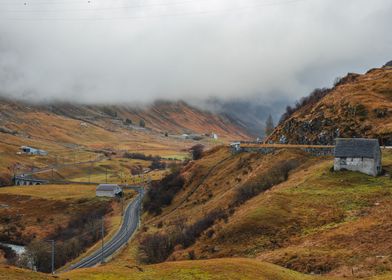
139, 119, 146, 128
265, 114, 274, 136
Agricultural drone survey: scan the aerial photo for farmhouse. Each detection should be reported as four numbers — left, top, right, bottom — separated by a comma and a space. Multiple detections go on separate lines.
96, 184, 122, 198
334, 138, 382, 176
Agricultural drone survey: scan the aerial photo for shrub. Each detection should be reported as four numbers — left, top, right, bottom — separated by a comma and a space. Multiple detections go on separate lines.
143, 171, 185, 215
190, 144, 204, 160
0, 244, 17, 265
232, 159, 300, 207
354, 104, 368, 117
138, 233, 172, 264
123, 152, 161, 161
374, 108, 388, 118
138, 209, 226, 264
23, 201, 112, 272
149, 159, 166, 170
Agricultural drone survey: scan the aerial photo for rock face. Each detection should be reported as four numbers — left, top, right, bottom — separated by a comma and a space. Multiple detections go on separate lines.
267, 67, 392, 145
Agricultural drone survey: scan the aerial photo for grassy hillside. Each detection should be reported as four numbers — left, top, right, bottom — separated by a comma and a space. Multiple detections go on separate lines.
132, 146, 392, 278
0, 98, 252, 185
60, 258, 334, 280
3, 258, 392, 279
0, 184, 108, 243
267, 66, 392, 145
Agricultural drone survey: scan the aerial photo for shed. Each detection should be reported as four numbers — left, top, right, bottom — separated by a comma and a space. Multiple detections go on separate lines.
334, 138, 382, 176
96, 184, 122, 198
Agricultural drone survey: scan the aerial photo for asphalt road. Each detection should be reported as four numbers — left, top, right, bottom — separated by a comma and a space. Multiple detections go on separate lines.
68, 188, 144, 270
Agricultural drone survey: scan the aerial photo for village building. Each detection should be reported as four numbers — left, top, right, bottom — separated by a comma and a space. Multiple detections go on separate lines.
230, 142, 241, 153
334, 138, 382, 176
96, 184, 123, 198
20, 146, 48, 156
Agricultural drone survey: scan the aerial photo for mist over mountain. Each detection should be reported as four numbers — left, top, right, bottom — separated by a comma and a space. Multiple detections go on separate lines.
1, 0, 392, 108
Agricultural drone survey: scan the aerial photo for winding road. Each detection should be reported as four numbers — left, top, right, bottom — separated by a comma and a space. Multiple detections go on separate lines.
68, 187, 144, 270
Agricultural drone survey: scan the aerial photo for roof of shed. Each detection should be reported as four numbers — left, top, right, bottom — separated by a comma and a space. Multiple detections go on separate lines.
96, 184, 121, 191
335, 138, 380, 158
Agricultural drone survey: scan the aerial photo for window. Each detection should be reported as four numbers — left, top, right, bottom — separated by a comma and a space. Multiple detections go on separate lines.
340, 157, 347, 165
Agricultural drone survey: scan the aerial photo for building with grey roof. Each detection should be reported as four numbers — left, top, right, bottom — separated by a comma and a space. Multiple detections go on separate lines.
96, 184, 122, 198
334, 138, 382, 176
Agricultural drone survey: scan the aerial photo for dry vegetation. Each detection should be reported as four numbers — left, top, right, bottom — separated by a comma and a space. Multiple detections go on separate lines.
127, 146, 392, 279
0, 99, 249, 185
268, 67, 392, 145
0, 184, 136, 273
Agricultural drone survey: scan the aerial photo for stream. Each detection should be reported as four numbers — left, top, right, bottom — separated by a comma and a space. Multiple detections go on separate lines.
0, 242, 26, 256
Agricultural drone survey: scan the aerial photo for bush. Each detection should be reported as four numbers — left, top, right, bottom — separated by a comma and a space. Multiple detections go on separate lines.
190, 144, 204, 160
139, 119, 146, 128
0, 244, 17, 265
138, 233, 172, 264
374, 108, 388, 118
354, 104, 368, 117
149, 159, 166, 170
123, 152, 161, 161
143, 171, 185, 215
232, 159, 300, 207
138, 209, 226, 264
23, 201, 112, 272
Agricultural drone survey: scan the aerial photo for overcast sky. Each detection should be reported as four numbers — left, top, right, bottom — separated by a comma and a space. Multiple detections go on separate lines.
0, 0, 391, 105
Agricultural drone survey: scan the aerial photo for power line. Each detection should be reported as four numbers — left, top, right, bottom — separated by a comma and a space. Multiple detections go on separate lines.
0, 0, 210, 10
0, 0, 308, 21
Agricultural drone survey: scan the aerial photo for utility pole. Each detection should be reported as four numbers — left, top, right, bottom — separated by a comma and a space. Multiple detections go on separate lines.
89, 156, 92, 184
101, 217, 104, 264
121, 196, 124, 217
47, 240, 55, 274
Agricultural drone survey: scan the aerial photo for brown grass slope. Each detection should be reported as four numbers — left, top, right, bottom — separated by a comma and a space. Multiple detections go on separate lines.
267, 66, 392, 145
0, 259, 337, 280
0, 98, 252, 185
140, 146, 392, 278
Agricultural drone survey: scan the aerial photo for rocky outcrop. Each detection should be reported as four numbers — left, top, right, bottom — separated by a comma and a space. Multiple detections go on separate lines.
268, 67, 392, 145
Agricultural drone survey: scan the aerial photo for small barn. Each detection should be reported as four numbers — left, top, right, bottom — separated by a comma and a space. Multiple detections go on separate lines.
334, 138, 382, 176
96, 184, 122, 198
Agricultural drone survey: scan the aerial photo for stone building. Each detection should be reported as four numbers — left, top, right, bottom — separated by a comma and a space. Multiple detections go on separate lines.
96, 184, 122, 198
334, 138, 382, 176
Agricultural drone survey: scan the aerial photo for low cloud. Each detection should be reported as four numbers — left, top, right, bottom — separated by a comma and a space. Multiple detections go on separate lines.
0, 0, 391, 105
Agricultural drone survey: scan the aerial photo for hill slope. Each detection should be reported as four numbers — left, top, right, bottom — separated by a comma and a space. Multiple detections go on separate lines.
137, 145, 392, 278
267, 66, 392, 145
0, 99, 252, 185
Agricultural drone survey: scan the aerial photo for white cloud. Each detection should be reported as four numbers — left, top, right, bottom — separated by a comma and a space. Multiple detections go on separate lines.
0, 0, 391, 104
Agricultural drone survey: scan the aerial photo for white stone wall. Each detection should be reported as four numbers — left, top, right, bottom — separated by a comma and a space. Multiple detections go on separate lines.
334, 157, 378, 176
